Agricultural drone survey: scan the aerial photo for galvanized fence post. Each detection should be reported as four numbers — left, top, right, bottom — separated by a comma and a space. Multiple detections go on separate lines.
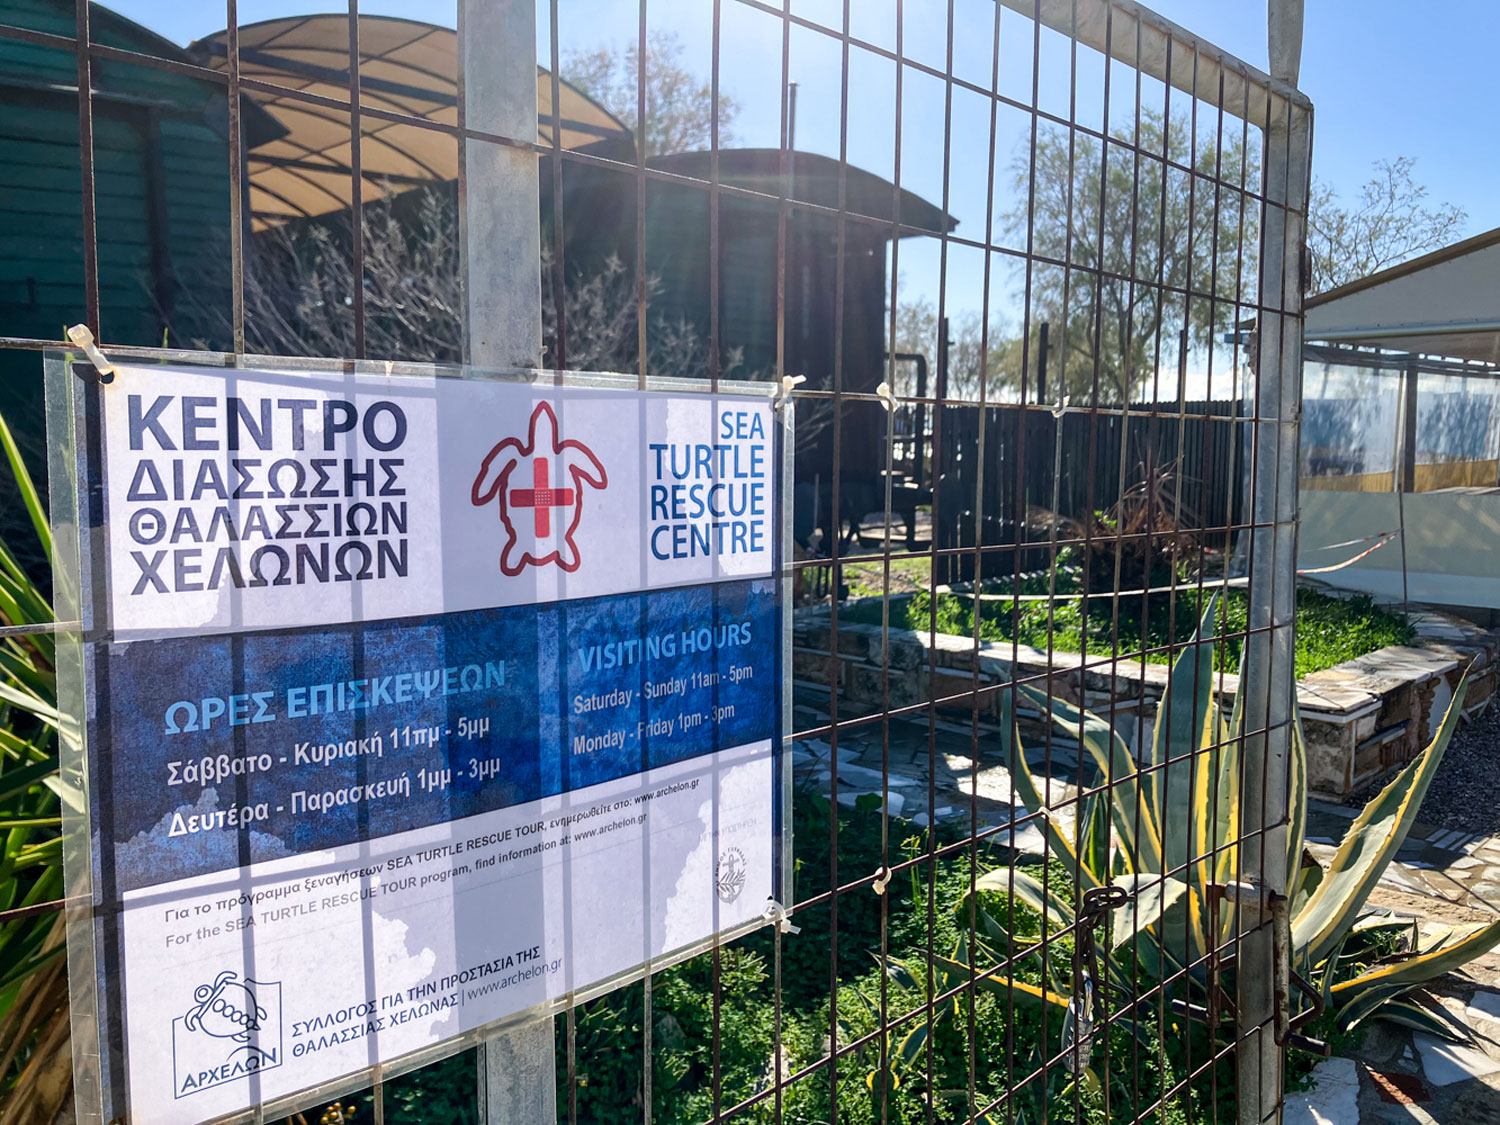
459, 2, 556, 1122
1238, 2, 1310, 1122
462, 0, 545, 372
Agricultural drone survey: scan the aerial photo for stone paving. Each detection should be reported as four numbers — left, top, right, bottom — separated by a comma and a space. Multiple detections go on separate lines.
1286, 985, 1500, 1122
790, 716, 1081, 852
1304, 797, 1500, 916
793, 599, 1500, 800
792, 716, 1500, 1119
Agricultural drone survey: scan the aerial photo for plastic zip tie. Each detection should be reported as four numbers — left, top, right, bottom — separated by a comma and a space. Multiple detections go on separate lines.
772, 374, 806, 412
65, 324, 117, 380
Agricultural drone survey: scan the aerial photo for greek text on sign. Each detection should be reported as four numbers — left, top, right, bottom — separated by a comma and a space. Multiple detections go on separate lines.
105, 368, 776, 638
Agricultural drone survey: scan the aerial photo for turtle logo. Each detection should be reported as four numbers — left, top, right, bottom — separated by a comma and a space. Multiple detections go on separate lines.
471, 401, 608, 576
185, 970, 265, 1042
172, 971, 282, 1098
715, 846, 747, 904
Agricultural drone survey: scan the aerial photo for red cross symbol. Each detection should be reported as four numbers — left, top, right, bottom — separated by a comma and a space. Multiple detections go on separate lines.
471, 401, 608, 575
508, 460, 576, 537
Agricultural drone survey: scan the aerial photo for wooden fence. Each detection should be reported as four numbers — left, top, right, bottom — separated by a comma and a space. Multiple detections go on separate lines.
932, 399, 1248, 582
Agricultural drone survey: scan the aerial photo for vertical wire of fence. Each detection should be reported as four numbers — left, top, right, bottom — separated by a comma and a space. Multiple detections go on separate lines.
0, 0, 1311, 1121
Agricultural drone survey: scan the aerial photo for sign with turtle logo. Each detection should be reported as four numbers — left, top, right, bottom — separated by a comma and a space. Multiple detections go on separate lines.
55, 359, 787, 1125
172, 971, 283, 1098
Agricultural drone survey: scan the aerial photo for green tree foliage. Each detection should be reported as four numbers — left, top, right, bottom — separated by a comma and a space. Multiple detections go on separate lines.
997, 123, 1466, 404
563, 31, 738, 157
1001, 109, 1257, 404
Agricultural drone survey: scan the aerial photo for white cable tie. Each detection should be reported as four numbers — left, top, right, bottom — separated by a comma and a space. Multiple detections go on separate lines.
1050, 394, 1071, 420
872, 866, 892, 896
65, 324, 116, 379
772, 374, 806, 412
875, 381, 899, 413
763, 898, 801, 934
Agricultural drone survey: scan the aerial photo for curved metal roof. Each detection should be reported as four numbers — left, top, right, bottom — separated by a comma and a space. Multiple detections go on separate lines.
190, 15, 634, 229
649, 149, 957, 236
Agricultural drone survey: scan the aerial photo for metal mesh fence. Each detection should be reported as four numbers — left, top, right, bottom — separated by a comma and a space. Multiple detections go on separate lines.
0, 0, 1312, 1121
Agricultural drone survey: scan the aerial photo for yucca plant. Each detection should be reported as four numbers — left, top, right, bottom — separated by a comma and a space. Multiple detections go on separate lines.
0, 412, 69, 1125
956, 595, 1499, 1058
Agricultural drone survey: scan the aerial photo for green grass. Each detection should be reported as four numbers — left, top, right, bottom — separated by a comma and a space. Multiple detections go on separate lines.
843, 555, 933, 599
841, 586, 1414, 679
296, 792, 1397, 1125
537, 792, 1245, 1125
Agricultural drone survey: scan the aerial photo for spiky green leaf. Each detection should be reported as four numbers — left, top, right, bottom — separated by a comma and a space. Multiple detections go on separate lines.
930, 953, 1072, 1014
1333, 915, 1500, 1031
0, 412, 50, 564
1293, 675, 1469, 967
1108, 873, 1190, 948
1285, 708, 1308, 896
970, 866, 1076, 930
1375, 996, 1476, 1044
1153, 596, 1219, 879
1018, 682, 1162, 873
998, 691, 1099, 890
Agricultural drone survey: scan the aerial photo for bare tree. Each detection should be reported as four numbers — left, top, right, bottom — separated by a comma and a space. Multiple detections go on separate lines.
170, 185, 740, 383
563, 31, 737, 157
1306, 157, 1466, 294
539, 250, 744, 381
234, 188, 465, 362
889, 295, 1008, 403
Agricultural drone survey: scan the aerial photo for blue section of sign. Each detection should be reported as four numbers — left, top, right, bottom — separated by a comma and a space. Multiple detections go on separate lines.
103, 578, 777, 892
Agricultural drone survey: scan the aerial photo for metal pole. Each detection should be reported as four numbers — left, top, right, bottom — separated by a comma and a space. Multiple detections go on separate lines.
1400, 362, 1419, 495
1399, 362, 1416, 615
1037, 320, 1049, 406
1238, 3, 1308, 1123
463, 0, 544, 372
914, 353, 928, 487
460, 3, 556, 1122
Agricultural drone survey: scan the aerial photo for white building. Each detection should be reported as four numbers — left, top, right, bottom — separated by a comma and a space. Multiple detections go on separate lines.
1298, 227, 1500, 614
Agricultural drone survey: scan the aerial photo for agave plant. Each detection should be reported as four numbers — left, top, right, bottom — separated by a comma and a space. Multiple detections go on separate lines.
0, 412, 69, 1125
956, 596, 1499, 1058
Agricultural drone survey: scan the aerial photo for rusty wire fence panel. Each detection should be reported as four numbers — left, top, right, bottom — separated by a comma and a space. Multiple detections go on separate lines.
0, 0, 1311, 1121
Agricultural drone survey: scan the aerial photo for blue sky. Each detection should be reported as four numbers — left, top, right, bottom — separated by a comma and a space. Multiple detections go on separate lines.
109, 0, 1499, 241
106, 0, 1497, 361
1151, 0, 1496, 245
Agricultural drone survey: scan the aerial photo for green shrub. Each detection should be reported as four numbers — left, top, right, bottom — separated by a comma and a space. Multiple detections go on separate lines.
843, 586, 1413, 678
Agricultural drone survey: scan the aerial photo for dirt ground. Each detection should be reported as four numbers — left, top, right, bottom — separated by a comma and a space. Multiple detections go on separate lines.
1416, 701, 1500, 836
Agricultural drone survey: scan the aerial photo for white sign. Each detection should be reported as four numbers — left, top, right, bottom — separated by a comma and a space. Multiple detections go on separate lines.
124, 744, 772, 1122
58, 363, 787, 1125
102, 365, 777, 638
